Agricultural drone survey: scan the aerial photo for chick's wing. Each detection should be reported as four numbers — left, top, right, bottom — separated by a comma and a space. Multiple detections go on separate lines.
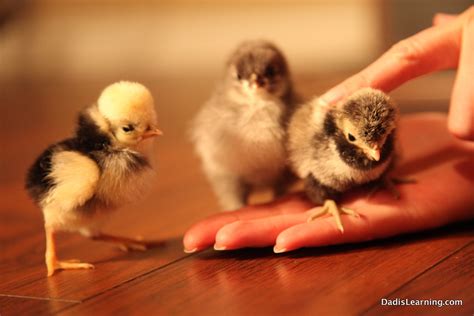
42, 150, 100, 212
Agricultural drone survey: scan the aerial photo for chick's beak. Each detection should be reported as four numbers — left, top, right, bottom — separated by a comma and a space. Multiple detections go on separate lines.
141, 128, 163, 140
249, 73, 259, 90
367, 146, 381, 161
249, 73, 266, 89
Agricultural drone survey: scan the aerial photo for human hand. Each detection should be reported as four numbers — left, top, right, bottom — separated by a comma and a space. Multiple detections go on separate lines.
320, 7, 474, 141
183, 113, 474, 253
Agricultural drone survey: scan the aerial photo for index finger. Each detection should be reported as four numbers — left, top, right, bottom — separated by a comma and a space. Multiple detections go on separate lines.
320, 12, 465, 105
183, 193, 312, 252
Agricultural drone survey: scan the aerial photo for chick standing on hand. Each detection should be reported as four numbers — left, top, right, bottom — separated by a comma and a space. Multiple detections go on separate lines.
25, 81, 162, 276
287, 88, 399, 232
192, 40, 298, 210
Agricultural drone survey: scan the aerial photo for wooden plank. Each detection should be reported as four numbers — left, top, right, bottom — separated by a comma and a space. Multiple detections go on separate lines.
364, 242, 474, 316
0, 230, 188, 300
0, 295, 77, 315
59, 223, 473, 316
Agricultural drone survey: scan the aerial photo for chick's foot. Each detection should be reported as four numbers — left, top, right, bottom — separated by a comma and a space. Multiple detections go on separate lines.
307, 199, 359, 233
47, 259, 94, 277
44, 227, 95, 277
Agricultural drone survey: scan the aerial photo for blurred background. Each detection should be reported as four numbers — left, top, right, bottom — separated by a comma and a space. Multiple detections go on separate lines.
1, 0, 471, 87
0, 0, 471, 239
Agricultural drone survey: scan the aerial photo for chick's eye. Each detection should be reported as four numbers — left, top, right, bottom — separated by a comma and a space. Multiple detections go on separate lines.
265, 66, 276, 78
122, 125, 134, 133
236, 73, 242, 81
348, 133, 356, 142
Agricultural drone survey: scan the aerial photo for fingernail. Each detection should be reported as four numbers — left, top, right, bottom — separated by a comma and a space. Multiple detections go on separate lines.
213, 244, 227, 251
273, 245, 287, 254
184, 248, 198, 253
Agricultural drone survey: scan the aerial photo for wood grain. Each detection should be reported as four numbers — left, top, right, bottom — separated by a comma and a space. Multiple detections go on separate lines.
58, 224, 473, 316
1, 235, 188, 300
365, 242, 474, 316
0, 296, 77, 315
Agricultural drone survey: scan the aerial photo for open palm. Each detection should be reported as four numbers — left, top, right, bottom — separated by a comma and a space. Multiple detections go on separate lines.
184, 113, 474, 253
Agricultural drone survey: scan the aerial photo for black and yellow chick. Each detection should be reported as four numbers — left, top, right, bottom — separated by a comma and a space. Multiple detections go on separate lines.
287, 88, 399, 232
25, 81, 162, 276
192, 40, 298, 210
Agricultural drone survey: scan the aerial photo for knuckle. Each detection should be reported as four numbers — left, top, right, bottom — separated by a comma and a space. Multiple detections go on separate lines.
352, 72, 371, 89
339, 72, 372, 98
390, 38, 424, 64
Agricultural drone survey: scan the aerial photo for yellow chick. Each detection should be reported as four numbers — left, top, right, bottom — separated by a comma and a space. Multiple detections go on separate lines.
25, 81, 162, 276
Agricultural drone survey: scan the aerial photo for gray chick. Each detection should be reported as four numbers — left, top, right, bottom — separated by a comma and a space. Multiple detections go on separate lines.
192, 40, 298, 210
287, 88, 400, 232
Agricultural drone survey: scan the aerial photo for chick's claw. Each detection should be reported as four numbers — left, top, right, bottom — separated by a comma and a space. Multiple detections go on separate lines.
118, 242, 148, 252
117, 239, 166, 252
61, 259, 81, 263
307, 199, 359, 233
47, 260, 95, 277
56, 261, 95, 270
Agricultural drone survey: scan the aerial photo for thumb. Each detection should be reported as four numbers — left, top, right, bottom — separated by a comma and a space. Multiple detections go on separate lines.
448, 11, 474, 140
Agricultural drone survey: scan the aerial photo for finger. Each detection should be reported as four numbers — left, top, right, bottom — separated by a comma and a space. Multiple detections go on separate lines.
320, 19, 462, 105
448, 12, 474, 140
183, 193, 312, 252
274, 204, 412, 253
433, 13, 457, 26
213, 212, 309, 250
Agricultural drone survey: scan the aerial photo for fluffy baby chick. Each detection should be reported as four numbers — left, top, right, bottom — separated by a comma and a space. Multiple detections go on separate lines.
25, 81, 162, 276
287, 88, 399, 232
192, 40, 298, 210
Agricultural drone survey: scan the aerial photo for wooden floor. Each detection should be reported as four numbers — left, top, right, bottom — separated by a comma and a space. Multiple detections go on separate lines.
1, 78, 472, 315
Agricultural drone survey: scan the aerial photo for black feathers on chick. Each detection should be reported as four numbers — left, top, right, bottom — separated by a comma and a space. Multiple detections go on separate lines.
341, 92, 397, 143
321, 111, 395, 171
229, 41, 290, 93
25, 109, 149, 207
